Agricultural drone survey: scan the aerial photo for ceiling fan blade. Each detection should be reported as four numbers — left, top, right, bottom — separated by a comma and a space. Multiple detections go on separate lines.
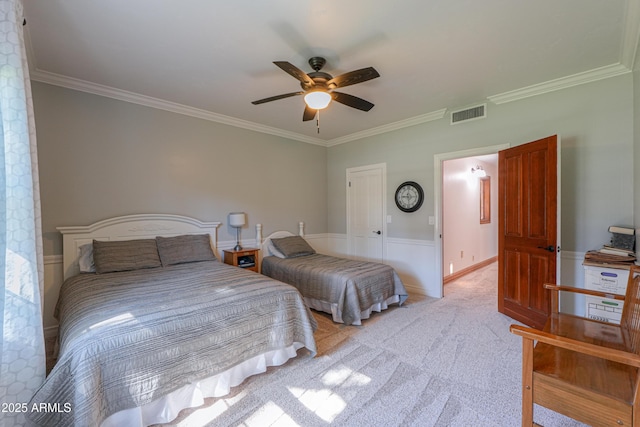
251, 91, 304, 105
328, 67, 380, 89
273, 61, 315, 87
332, 91, 374, 111
302, 105, 317, 121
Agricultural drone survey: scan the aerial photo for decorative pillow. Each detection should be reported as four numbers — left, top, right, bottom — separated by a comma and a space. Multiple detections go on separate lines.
78, 243, 96, 273
92, 239, 162, 274
270, 236, 316, 258
156, 234, 216, 266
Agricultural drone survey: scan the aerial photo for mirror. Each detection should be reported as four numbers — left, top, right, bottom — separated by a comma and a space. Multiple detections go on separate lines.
480, 176, 491, 224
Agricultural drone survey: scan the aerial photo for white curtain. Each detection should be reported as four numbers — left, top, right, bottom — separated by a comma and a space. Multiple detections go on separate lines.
0, 0, 46, 426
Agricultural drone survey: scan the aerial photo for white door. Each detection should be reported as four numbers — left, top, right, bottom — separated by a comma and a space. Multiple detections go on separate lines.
347, 164, 386, 262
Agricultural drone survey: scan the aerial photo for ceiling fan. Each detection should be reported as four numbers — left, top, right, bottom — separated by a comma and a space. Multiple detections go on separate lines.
251, 57, 380, 122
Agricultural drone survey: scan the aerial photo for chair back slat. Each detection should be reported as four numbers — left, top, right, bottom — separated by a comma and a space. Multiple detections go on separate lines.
621, 265, 640, 355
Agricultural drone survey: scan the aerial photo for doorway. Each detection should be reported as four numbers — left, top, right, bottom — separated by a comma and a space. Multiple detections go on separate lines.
434, 144, 509, 298
442, 154, 499, 292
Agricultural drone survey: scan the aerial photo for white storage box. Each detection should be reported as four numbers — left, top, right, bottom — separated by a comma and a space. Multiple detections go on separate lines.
583, 264, 629, 324
583, 265, 629, 294
585, 295, 623, 324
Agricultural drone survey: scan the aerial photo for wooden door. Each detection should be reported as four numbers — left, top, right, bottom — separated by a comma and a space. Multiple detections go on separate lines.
498, 135, 558, 329
347, 164, 385, 262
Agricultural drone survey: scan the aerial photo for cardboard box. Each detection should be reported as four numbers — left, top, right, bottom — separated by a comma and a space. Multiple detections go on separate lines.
583, 265, 629, 294
583, 265, 629, 324
585, 295, 623, 324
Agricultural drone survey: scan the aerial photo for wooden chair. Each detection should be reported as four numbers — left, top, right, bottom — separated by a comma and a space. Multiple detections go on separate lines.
510, 264, 640, 427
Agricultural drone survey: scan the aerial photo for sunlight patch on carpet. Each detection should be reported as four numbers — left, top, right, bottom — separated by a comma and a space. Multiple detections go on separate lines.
321, 366, 371, 387
241, 401, 299, 427
288, 387, 346, 422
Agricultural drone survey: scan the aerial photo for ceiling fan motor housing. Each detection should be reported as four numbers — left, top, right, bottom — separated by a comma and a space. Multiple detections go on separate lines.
301, 71, 333, 91
308, 56, 326, 71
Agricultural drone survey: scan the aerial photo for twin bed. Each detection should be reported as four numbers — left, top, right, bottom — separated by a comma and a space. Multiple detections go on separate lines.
260, 230, 408, 326
29, 215, 408, 426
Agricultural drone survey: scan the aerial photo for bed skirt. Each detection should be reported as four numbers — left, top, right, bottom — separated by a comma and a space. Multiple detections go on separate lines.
304, 294, 401, 326
101, 343, 305, 427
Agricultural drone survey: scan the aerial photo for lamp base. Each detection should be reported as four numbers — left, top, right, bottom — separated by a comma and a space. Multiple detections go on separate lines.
234, 226, 243, 251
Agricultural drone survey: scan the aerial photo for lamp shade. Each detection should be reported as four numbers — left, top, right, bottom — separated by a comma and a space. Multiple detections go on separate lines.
304, 91, 332, 110
228, 212, 246, 228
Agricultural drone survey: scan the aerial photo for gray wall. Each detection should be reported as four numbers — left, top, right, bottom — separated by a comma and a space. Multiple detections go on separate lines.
33, 82, 328, 256
328, 74, 635, 253
34, 71, 636, 257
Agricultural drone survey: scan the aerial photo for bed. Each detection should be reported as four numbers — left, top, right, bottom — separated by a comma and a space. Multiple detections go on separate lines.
260, 228, 408, 326
28, 214, 317, 427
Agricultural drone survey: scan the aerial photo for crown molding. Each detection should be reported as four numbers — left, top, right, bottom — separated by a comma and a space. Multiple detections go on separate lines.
29, 69, 327, 146
29, 61, 633, 146
621, 0, 640, 70
325, 109, 447, 147
30, 67, 449, 147
487, 63, 631, 105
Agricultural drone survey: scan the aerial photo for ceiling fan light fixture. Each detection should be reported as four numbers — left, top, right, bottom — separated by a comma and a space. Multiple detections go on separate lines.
304, 91, 332, 110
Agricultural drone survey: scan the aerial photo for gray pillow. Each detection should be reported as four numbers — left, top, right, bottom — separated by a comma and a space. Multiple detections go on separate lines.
93, 239, 161, 274
156, 234, 216, 266
270, 235, 316, 258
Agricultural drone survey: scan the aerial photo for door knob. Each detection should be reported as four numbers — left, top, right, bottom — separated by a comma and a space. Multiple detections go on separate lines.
537, 245, 555, 252
372, 230, 381, 235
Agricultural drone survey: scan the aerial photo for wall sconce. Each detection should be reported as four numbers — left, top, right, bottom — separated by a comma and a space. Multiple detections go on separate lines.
228, 212, 246, 251
471, 165, 487, 177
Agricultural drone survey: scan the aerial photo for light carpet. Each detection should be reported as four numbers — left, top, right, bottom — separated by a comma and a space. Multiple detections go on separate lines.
165, 262, 586, 427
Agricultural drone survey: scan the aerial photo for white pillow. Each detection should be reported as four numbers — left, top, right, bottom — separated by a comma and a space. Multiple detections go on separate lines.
267, 240, 286, 258
78, 243, 96, 273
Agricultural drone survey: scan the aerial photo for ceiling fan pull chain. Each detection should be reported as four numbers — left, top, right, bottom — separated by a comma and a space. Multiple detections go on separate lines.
316, 110, 320, 134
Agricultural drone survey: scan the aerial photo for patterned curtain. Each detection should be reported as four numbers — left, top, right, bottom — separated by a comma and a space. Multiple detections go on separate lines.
0, 0, 46, 425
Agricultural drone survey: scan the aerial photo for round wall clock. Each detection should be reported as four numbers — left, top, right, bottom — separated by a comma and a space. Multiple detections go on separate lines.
395, 181, 424, 213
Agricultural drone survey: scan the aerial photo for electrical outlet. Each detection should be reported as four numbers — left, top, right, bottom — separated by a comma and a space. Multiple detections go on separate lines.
428, 216, 435, 225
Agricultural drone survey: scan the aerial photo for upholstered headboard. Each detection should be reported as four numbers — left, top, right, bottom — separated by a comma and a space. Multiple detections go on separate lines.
57, 214, 221, 280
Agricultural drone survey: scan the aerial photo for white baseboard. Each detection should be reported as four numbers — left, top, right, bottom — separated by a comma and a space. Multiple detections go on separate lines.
404, 282, 428, 298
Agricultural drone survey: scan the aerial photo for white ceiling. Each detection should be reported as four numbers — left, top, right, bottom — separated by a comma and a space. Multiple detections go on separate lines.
23, 1, 640, 145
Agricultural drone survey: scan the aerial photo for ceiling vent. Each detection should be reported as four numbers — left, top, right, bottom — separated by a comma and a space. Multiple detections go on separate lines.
450, 104, 486, 125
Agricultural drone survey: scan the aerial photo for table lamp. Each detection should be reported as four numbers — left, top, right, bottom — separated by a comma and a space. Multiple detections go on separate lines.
229, 212, 246, 251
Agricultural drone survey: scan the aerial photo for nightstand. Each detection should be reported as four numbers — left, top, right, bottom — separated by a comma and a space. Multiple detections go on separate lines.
223, 248, 260, 273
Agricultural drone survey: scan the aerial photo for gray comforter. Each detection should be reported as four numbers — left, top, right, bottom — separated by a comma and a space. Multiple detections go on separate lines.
28, 261, 317, 427
262, 253, 408, 325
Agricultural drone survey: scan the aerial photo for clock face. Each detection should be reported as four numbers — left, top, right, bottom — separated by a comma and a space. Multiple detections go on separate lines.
395, 181, 424, 213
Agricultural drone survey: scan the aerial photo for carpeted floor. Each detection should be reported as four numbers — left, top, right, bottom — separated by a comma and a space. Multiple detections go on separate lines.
161, 262, 587, 427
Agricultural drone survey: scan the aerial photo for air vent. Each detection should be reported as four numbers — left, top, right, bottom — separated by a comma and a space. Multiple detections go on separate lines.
450, 104, 486, 125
